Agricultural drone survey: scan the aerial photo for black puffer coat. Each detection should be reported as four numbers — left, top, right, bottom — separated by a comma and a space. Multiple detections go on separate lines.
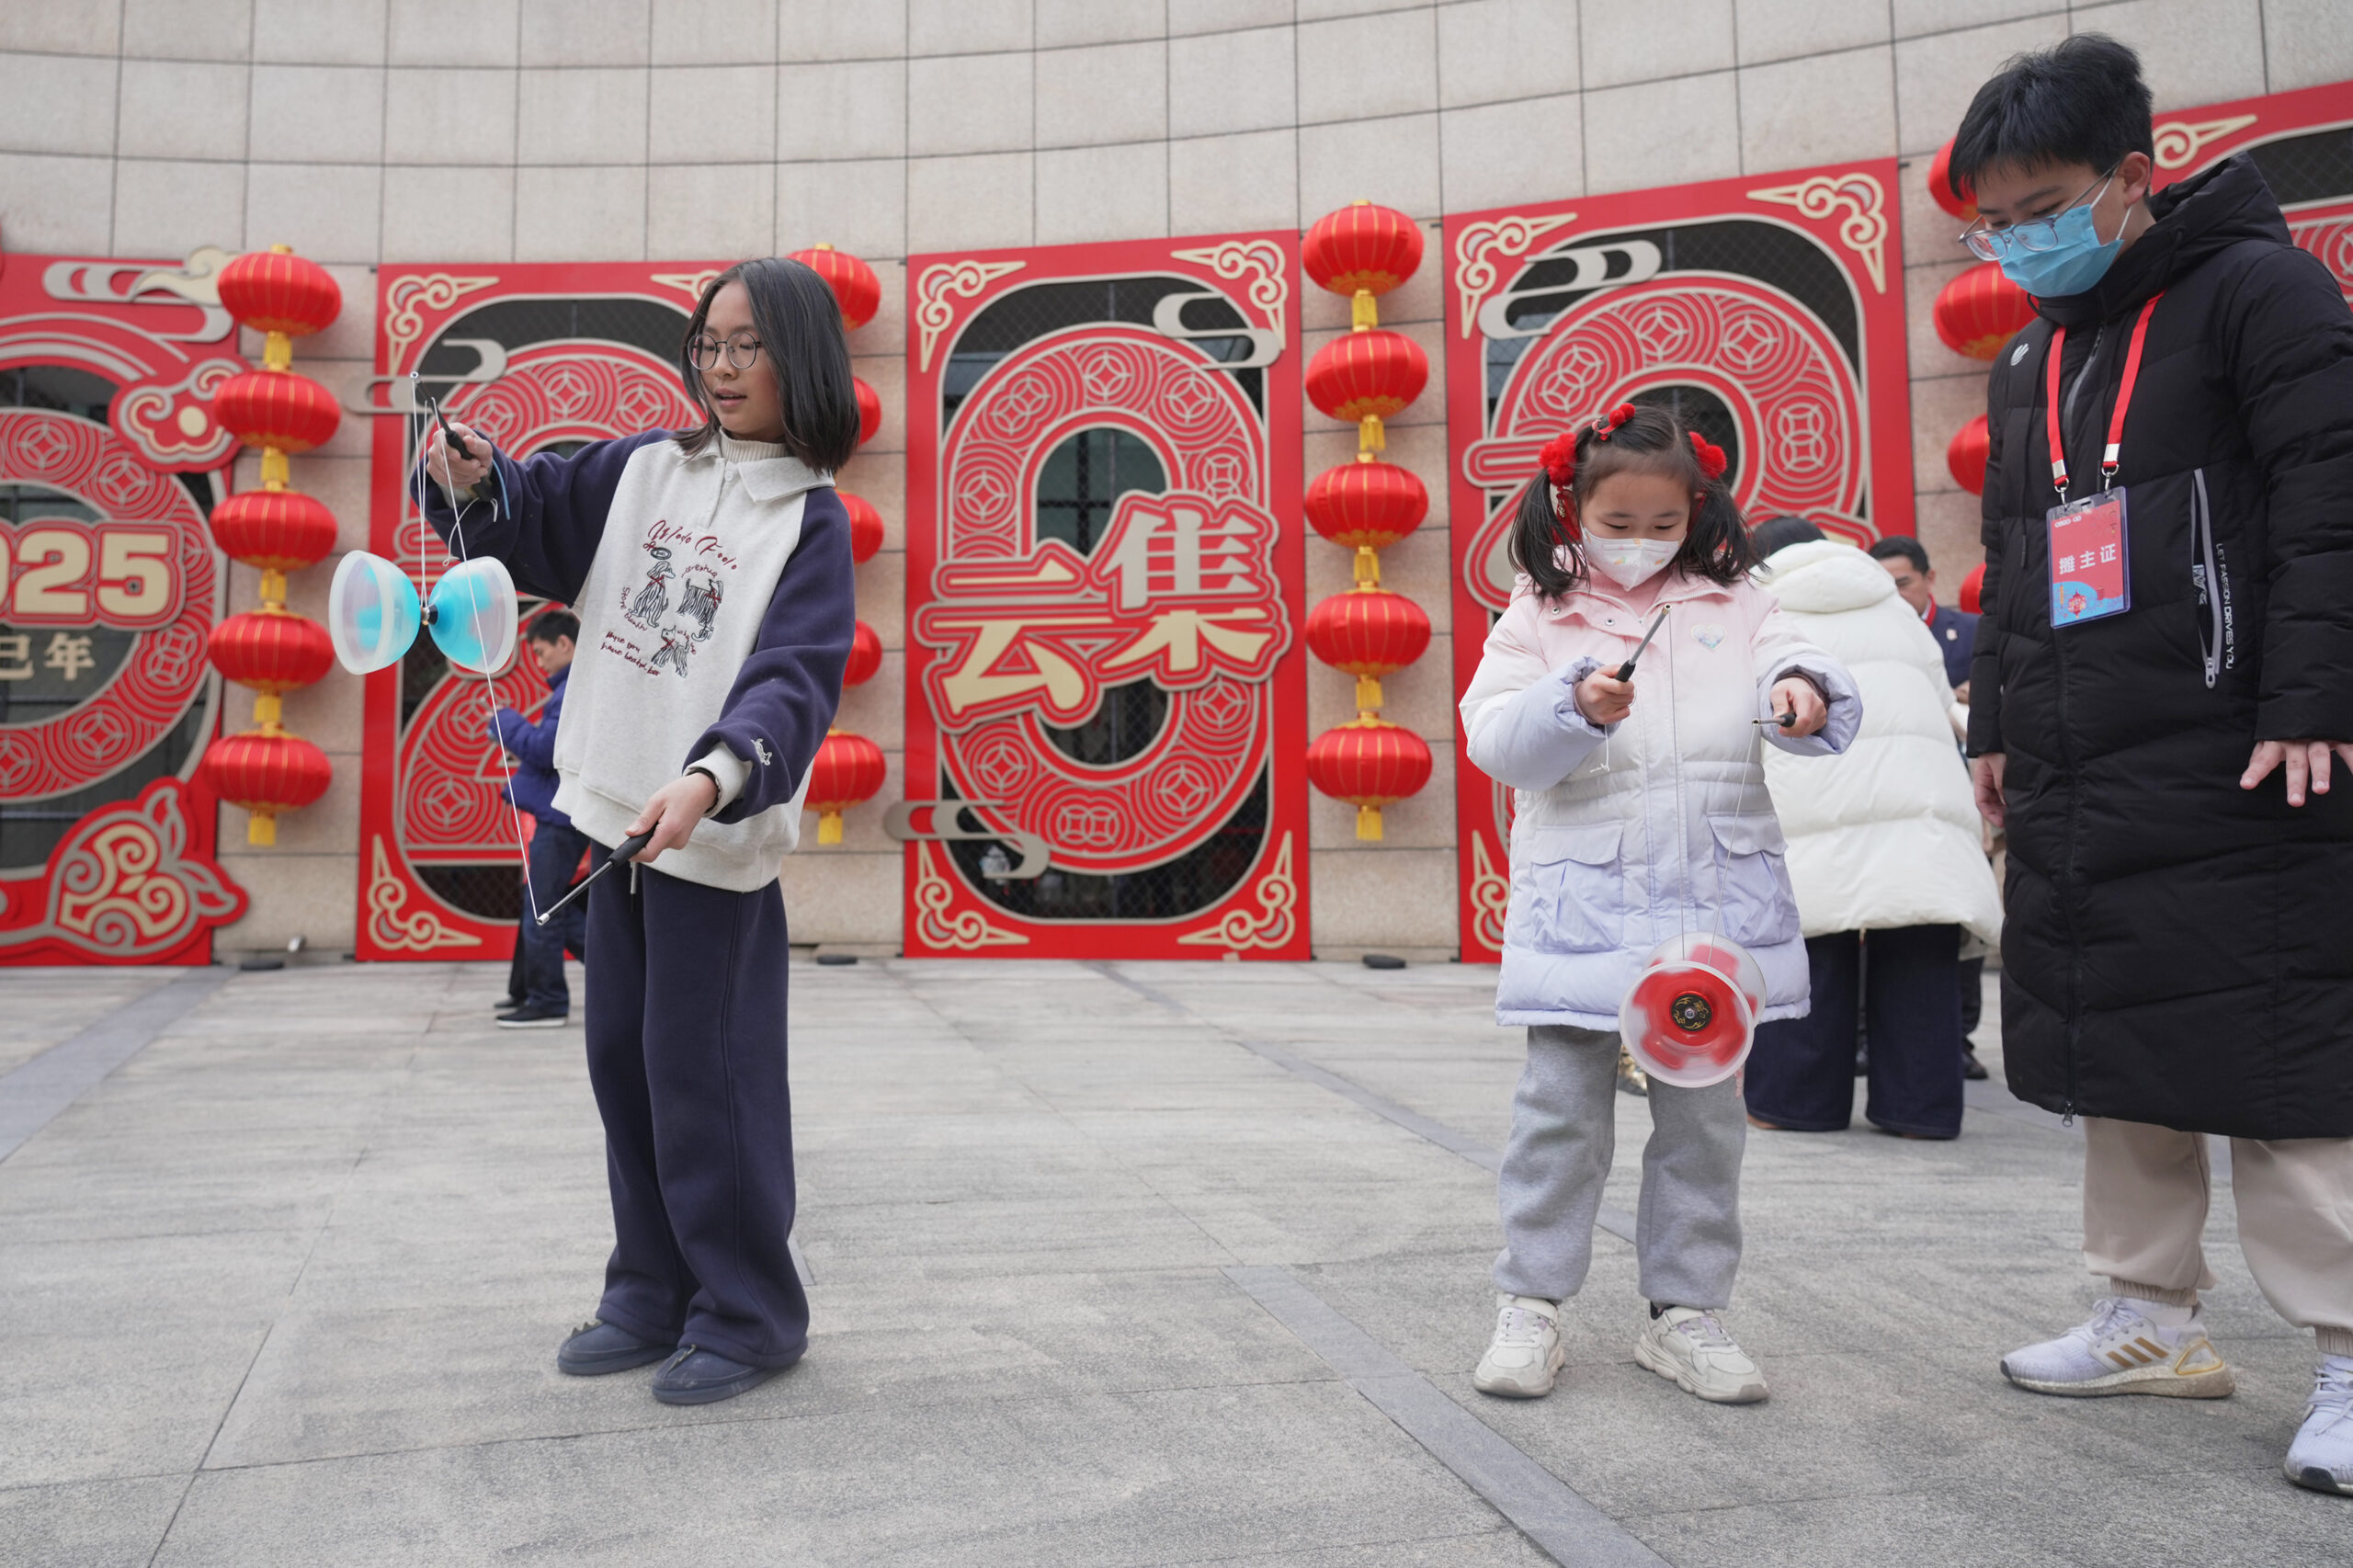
1971, 156, 2353, 1139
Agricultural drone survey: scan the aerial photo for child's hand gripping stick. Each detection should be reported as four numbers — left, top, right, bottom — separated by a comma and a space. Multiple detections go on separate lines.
530, 829, 657, 926
1612, 602, 1672, 681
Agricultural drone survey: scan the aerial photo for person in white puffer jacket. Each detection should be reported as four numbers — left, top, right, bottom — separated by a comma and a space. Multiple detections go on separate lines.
1744, 519, 2003, 1141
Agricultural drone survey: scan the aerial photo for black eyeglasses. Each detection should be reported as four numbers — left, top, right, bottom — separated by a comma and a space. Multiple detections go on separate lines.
688, 333, 764, 369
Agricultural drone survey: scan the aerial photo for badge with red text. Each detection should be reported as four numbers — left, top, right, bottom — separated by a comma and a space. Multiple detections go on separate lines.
2047, 489, 2130, 628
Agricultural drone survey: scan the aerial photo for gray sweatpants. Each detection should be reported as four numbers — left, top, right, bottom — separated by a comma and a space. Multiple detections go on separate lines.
1494, 1025, 1747, 1309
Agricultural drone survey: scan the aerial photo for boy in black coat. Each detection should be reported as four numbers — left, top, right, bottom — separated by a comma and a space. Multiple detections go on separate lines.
1953, 35, 2353, 1495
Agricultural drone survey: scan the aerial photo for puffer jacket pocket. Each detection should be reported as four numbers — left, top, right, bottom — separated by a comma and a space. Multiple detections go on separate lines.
1505, 824, 1626, 955
1707, 813, 1799, 947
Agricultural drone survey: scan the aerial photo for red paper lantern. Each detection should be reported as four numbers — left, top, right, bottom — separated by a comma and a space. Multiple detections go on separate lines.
214, 369, 341, 453
1933, 263, 2035, 361
1960, 562, 1985, 616
789, 244, 881, 331
805, 727, 885, 845
1947, 415, 1991, 495
1306, 717, 1433, 842
218, 247, 342, 338
1305, 587, 1430, 711
1927, 140, 1977, 222
1303, 201, 1424, 299
201, 730, 332, 846
210, 488, 336, 570
844, 619, 882, 687
1305, 329, 1428, 450
210, 610, 334, 695
841, 490, 884, 562
1304, 460, 1427, 551
854, 377, 881, 446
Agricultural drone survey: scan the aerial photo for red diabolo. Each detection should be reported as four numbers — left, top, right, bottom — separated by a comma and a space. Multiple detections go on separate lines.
844, 619, 882, 687
788, 244, 881, 332
1947, 415, 1991, 495
1927, 139, 1977, 222
218, 248, 343, 338
1305, 718, 1433, 843
806, 728, 885, 845
1303, 201, 1424, 299
210, 488, 336, 570
841, 490, 884, 562
209, 611, 335, 695
1933, 263, 2035, 361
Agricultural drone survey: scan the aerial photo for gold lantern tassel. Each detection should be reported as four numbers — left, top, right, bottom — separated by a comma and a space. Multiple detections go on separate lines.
1355, 675, 1383, 715
1353, 545, 1381, 587
1351, 289, 1378, 332
247, 808, 278, 846
1356, 804, 1384, 842
1358, 415, 1384, 454
817, 809, 845, 846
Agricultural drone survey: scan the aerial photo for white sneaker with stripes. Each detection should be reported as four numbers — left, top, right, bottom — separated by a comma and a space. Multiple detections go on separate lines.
1473, 1294, 1565, 1399
2000, 1298, 2235, 1398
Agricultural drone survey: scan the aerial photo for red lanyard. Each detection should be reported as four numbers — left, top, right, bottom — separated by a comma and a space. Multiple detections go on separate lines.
2044, 293, 2163, 499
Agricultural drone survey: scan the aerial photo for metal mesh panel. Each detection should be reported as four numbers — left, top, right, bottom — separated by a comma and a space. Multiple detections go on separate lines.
945, 277, 1262, 425
1036, 427, 1167, 553
416, 864, 523, 922
1042, 679, 1167, 765
2245, 124, 2353, 209
948, 770, 1269, 920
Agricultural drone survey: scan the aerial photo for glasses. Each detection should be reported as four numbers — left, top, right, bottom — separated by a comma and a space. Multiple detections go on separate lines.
1959, 168, 2115, 261
688, 332, 764, 369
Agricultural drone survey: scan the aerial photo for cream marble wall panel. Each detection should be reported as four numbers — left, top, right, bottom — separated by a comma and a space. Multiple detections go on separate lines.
519, 0, 652, 67
1893, 13, 2069, 153
778, 0, 906, 62
1304, 846, 1458, 953
252, 0, 386, 65
907, 0, 1031, 57
1892, 0, 2063, 37
1168, 129, 1299, 233
645, 160, 777, 260
1436, 1, 1580, 108
1167, 26, 1296, 139
249, 66, 387, 164
1900, 150, 1974, 270
775, 159, 906, 259
776, 851, 901, 945
122, 0, 253, 62
777, 59, 906, 162
286, 457, 377, 556
1914, 487, 1984, 585
852, 350, 907, 456
1583, 72, 1740, 194
1296, 9, 1438, 125
907, 51, 1034, 156
513, 165, 647, 260
244, 162, 382, 263
1168, 0, 1293, 36
905, 151, 1033, 251
847, 531, 907, 623
1298, 0, 1432, 19
2071, 0, 2267, 108
1037, 142, 1170, 244
845, 258, 908, 352
1735, 0, 1890, 64
1035, 40, 1168, 149
2264, 0, 2353, 90
212, 849, 362, 951
118, 61, 250, 161
1583, 0, 1734, 87
382, 68, 518, 165
836, 452, 904, 544
649, 65, 776, 165
0, 51, 118, 155
1909, 370, 1989, 501
835, 651, 905, 748
381, 165, 517, 261
1037, 0, 1164, 49
1439, 94, 1585, 213
0, 1, 121, 55
652, 0, 779, 64
390, 0, 520, 66
112, 161, 246, 258
1738, 48, 1898, 174
309, 264, 378, 359
1299, 112, 1441, 222
517, 67, 648, 164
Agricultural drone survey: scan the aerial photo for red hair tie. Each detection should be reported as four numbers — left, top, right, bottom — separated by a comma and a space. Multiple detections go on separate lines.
1688, 430, 1727, 482
1591, 403, 1635, 441
1537, 431, 1577, 487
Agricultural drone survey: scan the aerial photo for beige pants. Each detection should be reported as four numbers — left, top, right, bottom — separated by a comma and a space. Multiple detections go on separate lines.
2082, 1117, 2353, 1357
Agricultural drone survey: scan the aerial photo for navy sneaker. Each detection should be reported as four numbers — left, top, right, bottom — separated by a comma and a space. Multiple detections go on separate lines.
497, 1006, 567, 1029
652, 1345, 784, 1405
557, 1319, 676, 1376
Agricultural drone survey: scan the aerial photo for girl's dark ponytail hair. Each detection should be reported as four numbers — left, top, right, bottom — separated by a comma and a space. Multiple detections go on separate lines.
676, 256, 862, 473
1508, 401, 1758, 601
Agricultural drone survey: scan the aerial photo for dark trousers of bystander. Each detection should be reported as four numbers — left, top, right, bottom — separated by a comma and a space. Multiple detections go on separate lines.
1748, 925, 1965, 1139
519, 820, 591, 1014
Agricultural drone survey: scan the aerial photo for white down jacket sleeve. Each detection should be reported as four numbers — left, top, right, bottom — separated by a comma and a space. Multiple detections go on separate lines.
1459, 606, 1612, 792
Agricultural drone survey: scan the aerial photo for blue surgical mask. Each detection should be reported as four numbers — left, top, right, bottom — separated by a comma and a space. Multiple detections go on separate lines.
1995, 180, 2124, 297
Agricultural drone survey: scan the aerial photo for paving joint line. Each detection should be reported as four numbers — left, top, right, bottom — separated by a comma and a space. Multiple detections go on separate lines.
0, 968, 230, 1164
1224, 1265, 1669, 1568
1083, 962, 1639, 1244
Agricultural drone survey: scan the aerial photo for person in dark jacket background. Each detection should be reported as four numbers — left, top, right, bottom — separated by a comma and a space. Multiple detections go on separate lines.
1869, 534, 1978, 694
493, 609, 588, 1028
1952, 35, 2353, 1495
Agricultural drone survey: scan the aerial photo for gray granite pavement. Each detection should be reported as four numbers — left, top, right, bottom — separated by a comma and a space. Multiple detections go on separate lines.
0, 957, 2342, 1566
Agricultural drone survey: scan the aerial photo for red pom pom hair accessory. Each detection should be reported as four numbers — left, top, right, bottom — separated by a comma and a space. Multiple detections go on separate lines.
1688, 430, 1728, 482
1590, 402, 1636, 440
1537, 431, 1580, 540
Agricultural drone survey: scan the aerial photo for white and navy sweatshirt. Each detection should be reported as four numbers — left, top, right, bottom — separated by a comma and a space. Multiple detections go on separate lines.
426, 430, 855, 892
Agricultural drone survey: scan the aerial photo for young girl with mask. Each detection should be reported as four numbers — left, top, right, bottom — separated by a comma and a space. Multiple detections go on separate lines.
422, 256, 860, 1406
1457, 403, 1860, 1404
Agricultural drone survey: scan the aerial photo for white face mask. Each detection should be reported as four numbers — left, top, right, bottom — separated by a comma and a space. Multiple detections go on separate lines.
1586, 536, 1681, 590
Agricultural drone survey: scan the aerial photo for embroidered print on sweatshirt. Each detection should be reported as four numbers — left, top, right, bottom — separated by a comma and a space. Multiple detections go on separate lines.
604, 518, 742, 679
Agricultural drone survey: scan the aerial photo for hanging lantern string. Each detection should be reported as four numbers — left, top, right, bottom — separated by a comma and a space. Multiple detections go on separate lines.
405, 375, 545, 929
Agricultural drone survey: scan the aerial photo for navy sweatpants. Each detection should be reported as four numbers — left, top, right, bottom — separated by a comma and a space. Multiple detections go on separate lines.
584, 859, 807, 1369
1746, 925, 1964, 1140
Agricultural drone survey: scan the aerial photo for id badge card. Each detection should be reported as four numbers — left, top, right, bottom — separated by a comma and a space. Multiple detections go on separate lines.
2047, 489, 2131, 628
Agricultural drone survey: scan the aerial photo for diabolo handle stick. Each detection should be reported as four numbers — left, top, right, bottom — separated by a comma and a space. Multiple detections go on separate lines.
532, 829, 656, 926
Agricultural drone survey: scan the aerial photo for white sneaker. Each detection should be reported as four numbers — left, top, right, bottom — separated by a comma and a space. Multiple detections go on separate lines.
2285, 1356, 2353, 1496
1473, 1294, 1563, 1399
1633, 1306, 1768, 1403
1999, 1297, 2234, 1398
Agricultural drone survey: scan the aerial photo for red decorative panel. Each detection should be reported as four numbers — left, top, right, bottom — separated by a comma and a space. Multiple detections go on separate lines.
0, 251, 244, 964
902, 235, 1309, 958
1443, 163, 1915, 962
356, 263, 717, 960
2145, 81, 2353, 300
